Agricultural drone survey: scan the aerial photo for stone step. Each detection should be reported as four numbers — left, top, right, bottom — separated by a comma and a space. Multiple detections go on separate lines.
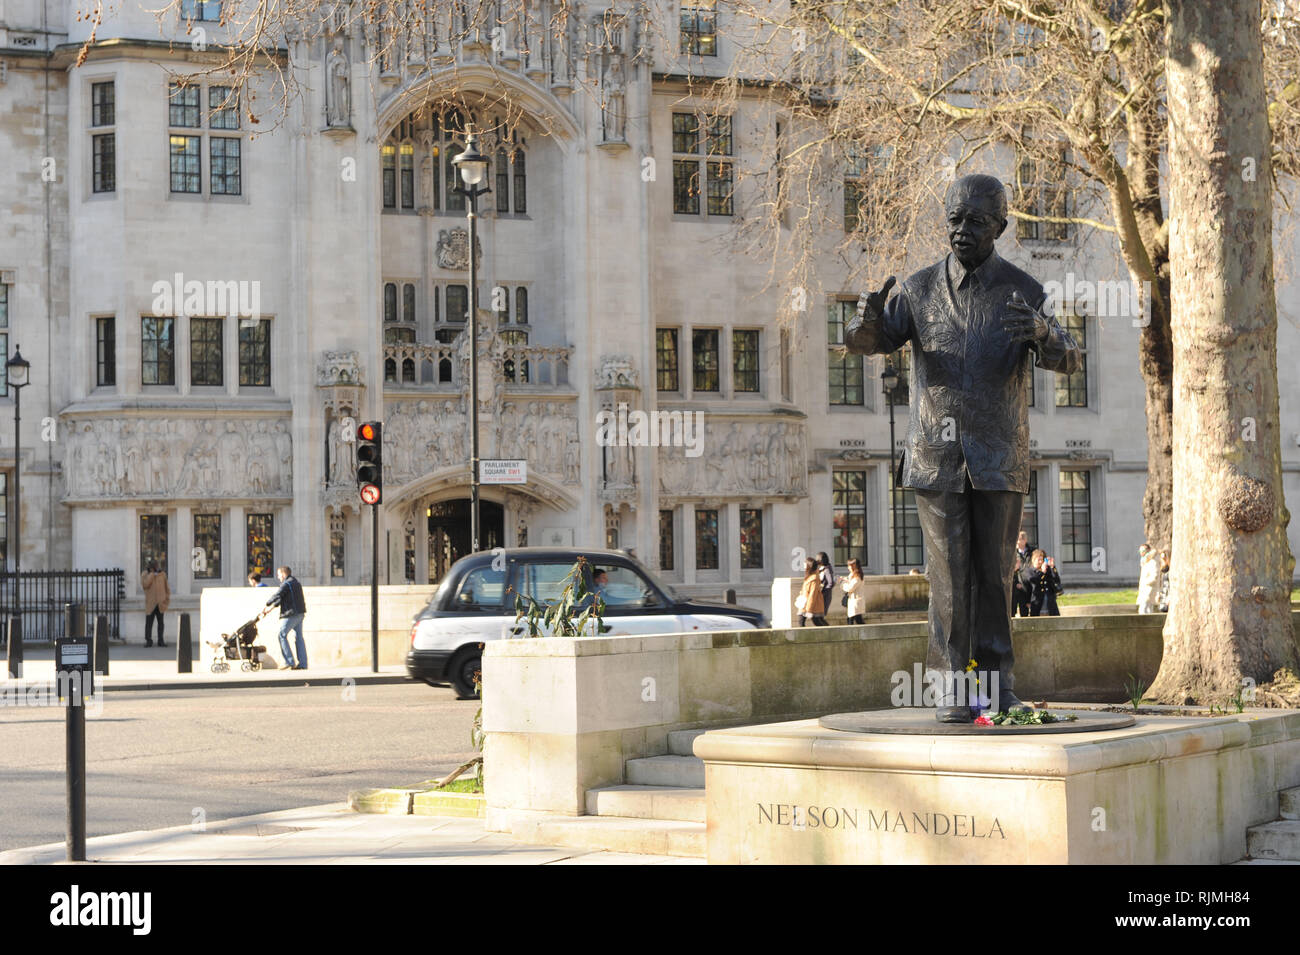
1279, 786, 1300, 821
626, 754, 705, 788
668, 729, 706, 757
585, 785, 706, 823
1247, 820, 1300, 862
522, 816, 706, 858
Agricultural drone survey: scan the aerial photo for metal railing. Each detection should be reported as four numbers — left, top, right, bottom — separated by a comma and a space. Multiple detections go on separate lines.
0, 569, 125, 643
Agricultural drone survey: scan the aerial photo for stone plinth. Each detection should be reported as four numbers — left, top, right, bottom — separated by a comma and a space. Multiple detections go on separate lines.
481, 614, 1172, 836
695, 710, 1300, 864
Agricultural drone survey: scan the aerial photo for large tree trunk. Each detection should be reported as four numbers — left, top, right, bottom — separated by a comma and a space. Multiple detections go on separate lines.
1139, 287, 1174, 554
1150, 0, 1298, 704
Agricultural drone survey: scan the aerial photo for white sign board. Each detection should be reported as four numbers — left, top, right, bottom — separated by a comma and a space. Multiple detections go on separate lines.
480, 459, 527, 484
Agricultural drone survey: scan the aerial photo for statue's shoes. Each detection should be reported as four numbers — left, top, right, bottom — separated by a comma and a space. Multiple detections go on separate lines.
998, 690, 1033, 714
936, 705, 974, 724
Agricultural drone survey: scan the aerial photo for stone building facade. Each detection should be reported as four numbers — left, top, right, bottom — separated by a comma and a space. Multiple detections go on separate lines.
1, 1, 1298, 619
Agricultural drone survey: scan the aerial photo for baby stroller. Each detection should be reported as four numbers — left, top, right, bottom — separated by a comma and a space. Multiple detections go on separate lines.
207, 618, 267, 673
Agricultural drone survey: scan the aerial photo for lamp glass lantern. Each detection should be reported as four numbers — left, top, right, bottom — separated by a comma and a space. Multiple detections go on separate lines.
452, 126, 489, 187
881, 361, 899, 394
6, 347, 30, 389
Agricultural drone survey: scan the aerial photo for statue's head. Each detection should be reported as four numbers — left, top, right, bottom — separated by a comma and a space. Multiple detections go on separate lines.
944, 174, 1007, 268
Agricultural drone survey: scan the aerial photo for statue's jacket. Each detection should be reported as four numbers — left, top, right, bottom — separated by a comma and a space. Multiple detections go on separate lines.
846, 250, 1082, 494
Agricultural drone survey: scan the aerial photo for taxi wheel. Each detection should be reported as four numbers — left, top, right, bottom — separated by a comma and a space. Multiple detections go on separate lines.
449, 648, 482, 700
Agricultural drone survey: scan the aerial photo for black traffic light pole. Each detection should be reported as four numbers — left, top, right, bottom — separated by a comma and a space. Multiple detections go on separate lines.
356, 422, 383, 674
370, 503, 378, 673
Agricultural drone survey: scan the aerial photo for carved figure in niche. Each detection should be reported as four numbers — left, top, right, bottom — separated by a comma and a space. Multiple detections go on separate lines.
784, 423, 805, 492
252, 420, 276, 493
218, 420, 244, 494
601, 55, 627, 141
551, 11, 573, 83
516, 517, 528, 546
564, 430, 580, 484
326, 36, 351, 127
274, 421, 293, 491
498, 0, 519, 55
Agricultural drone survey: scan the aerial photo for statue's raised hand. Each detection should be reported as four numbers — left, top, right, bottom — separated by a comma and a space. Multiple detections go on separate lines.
1003, 289, 1049, 344
853, 276, 897, 331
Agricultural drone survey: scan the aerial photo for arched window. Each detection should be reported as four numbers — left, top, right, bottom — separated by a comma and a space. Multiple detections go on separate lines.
443, 110, 466, 212
495, 285, 509, 322
402, 283, 416, 323
496, 148, 510, 213
381, 146, 396, 209
512, 149, 526, 214
383, 283, 397, 323
400, 142, 415, 208
515, 286, 528, 324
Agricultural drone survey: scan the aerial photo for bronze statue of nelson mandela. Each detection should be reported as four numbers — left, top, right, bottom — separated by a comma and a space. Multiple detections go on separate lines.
845, 174, 1082, 723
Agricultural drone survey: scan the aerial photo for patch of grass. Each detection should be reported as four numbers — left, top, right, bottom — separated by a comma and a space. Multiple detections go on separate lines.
434, 777, 483, 794
413, 776, 483, 794
1057, 589, 1138, 607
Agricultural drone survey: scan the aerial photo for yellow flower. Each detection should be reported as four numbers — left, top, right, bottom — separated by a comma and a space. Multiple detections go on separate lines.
965, 658, 978, 672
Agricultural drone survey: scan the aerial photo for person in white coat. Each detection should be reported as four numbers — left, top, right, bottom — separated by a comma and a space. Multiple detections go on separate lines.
839, 558, 869, 624
1137, 544, 1160, 614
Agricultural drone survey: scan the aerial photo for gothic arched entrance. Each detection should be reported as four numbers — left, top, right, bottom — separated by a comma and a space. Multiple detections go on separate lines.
426, 499, 504, 583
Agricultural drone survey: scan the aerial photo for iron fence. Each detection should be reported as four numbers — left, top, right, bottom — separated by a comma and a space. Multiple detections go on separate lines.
0, 569, 125, 643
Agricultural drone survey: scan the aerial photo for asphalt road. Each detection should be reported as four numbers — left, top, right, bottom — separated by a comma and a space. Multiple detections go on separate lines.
0, 681, 478, 852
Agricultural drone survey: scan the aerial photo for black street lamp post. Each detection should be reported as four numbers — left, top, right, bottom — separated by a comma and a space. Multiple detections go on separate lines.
452, 125, 491, 554
7, 347, 29, 627
882, 362, 900, 575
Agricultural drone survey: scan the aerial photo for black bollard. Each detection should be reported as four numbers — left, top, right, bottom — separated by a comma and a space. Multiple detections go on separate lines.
94, 615, 110, 677
724, 588, 737, 604
6, 616, 21, 679
66, 672, 86, 862
64, 602, 85, 639
177, 613, 192, 673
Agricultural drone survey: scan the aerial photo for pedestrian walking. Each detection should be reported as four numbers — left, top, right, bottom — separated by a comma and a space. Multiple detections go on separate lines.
816, 552, 835, 618
141, 561, 170, 647
795, 558, 827, 627
1015, 531, 1032, 566
247, 572, 272, 587
1011, 554, 1032, 618
839, 558, 868, 624
1137, 544, 1160, 614
1156, 551, 1171, 613
259, 565, 308, 669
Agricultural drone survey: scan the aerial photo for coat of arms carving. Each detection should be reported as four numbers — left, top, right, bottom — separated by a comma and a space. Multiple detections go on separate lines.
435, 228, 482, 271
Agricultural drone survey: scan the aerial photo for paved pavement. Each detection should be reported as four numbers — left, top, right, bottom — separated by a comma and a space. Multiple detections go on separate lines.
0, 681, 478, 851
6, 642, 411, 691
0, 803, 702, 865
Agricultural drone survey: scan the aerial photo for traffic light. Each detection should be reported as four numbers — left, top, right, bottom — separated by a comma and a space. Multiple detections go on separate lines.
357, 421, 383, 505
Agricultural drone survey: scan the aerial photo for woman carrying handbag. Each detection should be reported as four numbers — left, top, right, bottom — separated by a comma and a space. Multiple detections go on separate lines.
796, 558, 827, 626
839, 558, 868, 624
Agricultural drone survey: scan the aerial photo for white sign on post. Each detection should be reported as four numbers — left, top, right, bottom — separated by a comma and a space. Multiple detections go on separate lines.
480, 459, 527, 484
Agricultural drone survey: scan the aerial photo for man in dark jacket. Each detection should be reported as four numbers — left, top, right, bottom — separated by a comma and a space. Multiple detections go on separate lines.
846, 173, 1082, 722
1011, 555, 1032, 618
259, 565, 308, 669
